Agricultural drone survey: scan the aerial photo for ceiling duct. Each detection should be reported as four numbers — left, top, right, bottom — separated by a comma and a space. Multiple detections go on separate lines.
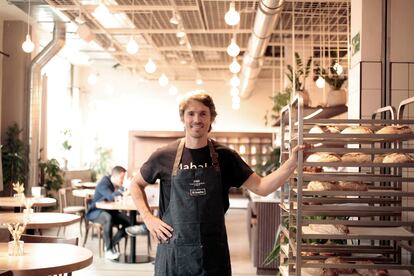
239, 0, 284, 99
27, 21, 66, 188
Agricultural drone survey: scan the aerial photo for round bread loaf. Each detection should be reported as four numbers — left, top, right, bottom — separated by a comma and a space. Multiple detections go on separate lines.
341, 126, 373, 134
309, 224, 349, 235
382, 153, 414, 163
341, 152, 371, 163
338, 181, 368, 191
376, 125, 413, 134
303, 166, 322, 173
309, 125, 340, 134
306, 152, 341, 163
308, 181, 339, 191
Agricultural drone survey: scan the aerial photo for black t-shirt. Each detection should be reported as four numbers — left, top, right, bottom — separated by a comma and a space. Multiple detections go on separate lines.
140, 139, 254, 217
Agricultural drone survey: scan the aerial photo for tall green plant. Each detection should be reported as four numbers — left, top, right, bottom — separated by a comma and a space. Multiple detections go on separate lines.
286, 52, 313, 91
314, 60, 347, 90
89, 146, 112, 181
1, 123, 28, 194
39, 158, 64, 192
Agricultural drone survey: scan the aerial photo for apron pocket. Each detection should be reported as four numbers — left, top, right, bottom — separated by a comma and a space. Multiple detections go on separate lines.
203, 242, 231, 275
155, 244, 176, 276
176, 245, 204, 276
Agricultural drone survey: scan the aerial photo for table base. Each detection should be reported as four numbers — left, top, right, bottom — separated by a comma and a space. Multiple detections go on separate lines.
112, 254, 154, 264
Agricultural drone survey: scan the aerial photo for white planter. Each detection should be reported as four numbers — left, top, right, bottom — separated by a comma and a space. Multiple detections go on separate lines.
292, 90, 310, 106
326, 88, 347, 107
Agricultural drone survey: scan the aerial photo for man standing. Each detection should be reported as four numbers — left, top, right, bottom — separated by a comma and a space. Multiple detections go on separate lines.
86, 166, 131, 260
130, 93, 305, 275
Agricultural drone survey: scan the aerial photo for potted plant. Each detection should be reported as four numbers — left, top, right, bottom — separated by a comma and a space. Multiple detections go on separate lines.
286, 52, 312, 106
89, 146, 112, 182
61, 129, 72, 170
1, 123, 28, 196
39, 158, 64, 197
264, 87, 292, 126
314, 60, 348, 107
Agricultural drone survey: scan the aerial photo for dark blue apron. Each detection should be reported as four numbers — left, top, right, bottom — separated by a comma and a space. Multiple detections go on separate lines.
155, 138, 231, 276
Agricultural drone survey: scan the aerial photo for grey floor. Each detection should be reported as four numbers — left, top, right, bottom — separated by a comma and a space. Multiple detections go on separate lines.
46, 208, 257, 276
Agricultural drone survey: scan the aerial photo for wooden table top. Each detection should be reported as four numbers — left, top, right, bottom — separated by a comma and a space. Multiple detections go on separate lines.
0, 243, 93, 275
72, 189, 95, 198
0, 213, 81, 229
96, 196, 157, 211
72, 182, 97, 189
0, 197, 56, 208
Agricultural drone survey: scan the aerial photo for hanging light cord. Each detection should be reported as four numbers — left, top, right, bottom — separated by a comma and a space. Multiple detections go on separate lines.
27, 0, 31, 34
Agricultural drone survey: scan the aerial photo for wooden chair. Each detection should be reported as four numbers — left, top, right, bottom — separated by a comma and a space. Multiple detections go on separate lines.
20, 234, 79, 276
82, 195, 128, 257
58, 188, 86, 236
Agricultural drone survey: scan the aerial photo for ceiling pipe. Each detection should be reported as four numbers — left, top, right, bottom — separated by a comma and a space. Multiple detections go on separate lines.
26, 21, 66, 188
239, 0, 284, 99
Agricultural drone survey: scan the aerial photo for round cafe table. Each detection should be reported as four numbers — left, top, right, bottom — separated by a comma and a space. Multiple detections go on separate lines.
96, 198, 157, 264
0, 197, 56, 212
0, 243, 93, 275
0, 212, 80, 229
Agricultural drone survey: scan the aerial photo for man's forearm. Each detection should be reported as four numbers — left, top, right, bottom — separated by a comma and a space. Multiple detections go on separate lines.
131, 181, 153, 220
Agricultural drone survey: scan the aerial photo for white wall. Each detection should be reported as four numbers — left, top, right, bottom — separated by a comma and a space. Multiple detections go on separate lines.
390, 0, 414, 62
75, 65, 277, 168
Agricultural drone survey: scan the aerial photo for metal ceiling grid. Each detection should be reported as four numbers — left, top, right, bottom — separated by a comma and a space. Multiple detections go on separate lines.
25, 0, 351, 83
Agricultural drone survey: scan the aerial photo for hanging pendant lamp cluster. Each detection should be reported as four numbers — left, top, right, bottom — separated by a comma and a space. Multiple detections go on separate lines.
22, 0, 34, 53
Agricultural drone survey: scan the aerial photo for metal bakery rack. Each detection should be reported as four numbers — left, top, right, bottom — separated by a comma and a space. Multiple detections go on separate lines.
278, 95, 414, 276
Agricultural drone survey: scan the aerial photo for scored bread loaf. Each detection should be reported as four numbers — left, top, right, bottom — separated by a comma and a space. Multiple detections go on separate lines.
324, 257, 355, 274
338, 181, 368, 191
341, 126, 373, 134
308, 181, 339, 191
373, 154, 387, 163
303, 166, 323, 173
376, 125, 413, 134
309, 224, 349, 235
382, 153, 414, 163
341, 152, 371, 163
306, 152, 341, 163
309, 125, 341, 134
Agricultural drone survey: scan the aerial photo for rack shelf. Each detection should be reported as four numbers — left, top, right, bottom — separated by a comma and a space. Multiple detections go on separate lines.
277, 95, 414, 275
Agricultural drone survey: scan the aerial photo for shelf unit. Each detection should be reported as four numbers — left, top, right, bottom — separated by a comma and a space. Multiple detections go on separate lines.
278, 95, 414, 276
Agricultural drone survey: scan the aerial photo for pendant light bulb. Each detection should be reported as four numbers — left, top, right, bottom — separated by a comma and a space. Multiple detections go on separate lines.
158, 73, 169, 87
196, 78, 203, 85
229, 58, 241, 74
169, 12, 180, 25
232, 95, 241, 105
232, 101, 240, 110
88, 73, 98, 85
230, 74, 240, 87
169, 85, 178, 95
315, 76, 325, 89
145, 58, 157, 74
333, 62, 343, 75
126, 37, 139, 54
22, 34, 34, 53
227, 39, 240, 57
224, 2, 240, 26
230, 87, 239, 97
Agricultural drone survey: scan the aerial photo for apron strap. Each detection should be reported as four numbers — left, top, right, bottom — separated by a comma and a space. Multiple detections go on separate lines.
172, 138, 185, 176
208, 139, 220, 173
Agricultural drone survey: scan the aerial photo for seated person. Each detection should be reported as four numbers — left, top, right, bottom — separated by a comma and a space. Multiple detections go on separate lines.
86, 166, 131, 260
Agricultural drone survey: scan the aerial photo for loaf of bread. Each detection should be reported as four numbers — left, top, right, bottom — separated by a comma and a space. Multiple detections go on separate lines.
373, 154, 387, 163
355, 261, 389, 276
306, 152, 341, 163
341, 152, 371, 163
382, 153, 414, 163
338, 181, 368, 191
341, 126, 373, 134
309, 224, 349, 235
308, 181, 339, 191
324, 257, 355, 274
303, 166, 323, 173
309, 125, 341, 134
376, 125, 413, 134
